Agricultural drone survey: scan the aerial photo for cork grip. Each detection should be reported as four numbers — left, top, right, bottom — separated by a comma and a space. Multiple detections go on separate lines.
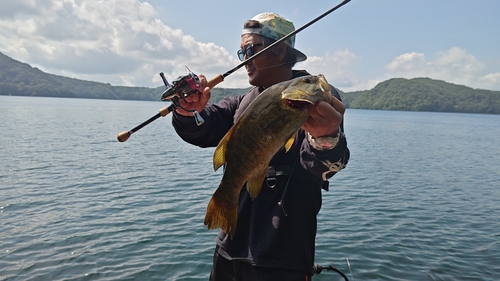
207, 74, 224, 89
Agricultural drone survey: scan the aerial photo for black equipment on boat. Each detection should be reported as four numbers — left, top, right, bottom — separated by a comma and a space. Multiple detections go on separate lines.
312, 263, 350, 280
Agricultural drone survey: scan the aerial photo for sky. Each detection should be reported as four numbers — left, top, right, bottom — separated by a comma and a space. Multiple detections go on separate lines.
1, 0, 499, 92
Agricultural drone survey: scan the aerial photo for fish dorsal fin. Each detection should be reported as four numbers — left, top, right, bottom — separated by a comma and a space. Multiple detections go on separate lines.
284, 133, 296, 152
246, 168, 266, 199
213, 125, 236, 171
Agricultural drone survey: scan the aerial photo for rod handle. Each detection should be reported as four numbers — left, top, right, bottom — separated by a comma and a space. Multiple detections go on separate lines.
159, 106, 171, 117
116, 105, 174, 142
117, 131, 131, 142
207, 74, 224, 89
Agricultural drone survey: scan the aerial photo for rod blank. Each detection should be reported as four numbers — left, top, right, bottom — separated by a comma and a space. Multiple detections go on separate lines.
116, 104, 174, 142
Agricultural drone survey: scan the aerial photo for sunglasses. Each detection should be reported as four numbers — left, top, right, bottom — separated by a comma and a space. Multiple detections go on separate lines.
237, 43, 263, 61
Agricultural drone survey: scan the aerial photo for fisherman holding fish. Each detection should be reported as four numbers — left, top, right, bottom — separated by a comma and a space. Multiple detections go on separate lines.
172, 12, 350, 281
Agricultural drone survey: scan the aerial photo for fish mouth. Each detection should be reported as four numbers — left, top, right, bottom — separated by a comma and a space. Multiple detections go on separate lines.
284, 88, 318, 108
285, 99, 312, 109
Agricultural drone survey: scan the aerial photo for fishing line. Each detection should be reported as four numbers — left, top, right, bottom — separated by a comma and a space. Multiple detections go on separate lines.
276, 129, 305, 216
346, 258, 355, 281
252, 60, 299, 72
277, 154, 299, 216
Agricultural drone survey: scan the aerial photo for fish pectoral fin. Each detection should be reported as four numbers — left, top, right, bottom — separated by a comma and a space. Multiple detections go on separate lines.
213, 126, 235, 171
213, 147, 226, 171
246, 170, 266, 199
284, 133, 296, 152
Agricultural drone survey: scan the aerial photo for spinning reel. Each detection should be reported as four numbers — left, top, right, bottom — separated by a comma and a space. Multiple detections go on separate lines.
159, 67, 204, 126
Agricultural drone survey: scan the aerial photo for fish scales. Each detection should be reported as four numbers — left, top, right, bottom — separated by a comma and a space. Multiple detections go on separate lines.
205, 74, 333, 237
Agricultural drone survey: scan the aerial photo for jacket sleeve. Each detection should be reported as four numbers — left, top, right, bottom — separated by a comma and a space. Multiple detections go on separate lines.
172, 95, 244, 148
299, 86, 350, 181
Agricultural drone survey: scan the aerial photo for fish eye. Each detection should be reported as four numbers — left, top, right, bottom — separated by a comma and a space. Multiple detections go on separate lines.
303, 78, 311, 83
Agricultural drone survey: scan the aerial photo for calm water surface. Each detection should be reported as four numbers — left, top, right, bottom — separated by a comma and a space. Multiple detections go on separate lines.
1, 96, 499, 280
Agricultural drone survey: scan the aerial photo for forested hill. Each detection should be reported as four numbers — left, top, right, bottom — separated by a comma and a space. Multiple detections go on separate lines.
0, 51, 161, 101
1, 52, 500, 114
0, 52, 247, 102
342, 78, 500, 114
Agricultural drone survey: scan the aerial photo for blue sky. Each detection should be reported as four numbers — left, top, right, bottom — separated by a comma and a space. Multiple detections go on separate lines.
1, 0, 499, 92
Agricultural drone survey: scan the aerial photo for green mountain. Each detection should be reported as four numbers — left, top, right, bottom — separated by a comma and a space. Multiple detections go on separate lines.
345, 77, 500, 114
1, 52, 499, 114
0, 51, 162, 100
0, 52, 246, 103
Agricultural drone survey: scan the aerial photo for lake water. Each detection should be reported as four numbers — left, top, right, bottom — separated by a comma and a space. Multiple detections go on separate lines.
1, 95, 499, 281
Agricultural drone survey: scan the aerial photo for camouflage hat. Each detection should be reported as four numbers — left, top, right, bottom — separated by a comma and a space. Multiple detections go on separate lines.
242, 12, 307, 62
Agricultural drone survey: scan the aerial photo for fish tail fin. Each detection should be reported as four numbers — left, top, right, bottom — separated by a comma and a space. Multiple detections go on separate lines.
204, 189, 238, 238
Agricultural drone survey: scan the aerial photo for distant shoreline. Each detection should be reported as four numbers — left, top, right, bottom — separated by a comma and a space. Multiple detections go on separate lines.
1, 52, 499, 114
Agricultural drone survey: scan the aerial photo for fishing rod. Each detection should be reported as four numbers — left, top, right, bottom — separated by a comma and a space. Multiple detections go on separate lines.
116, 0, 351, 142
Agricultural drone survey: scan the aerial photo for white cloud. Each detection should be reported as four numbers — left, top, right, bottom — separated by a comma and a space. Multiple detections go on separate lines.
0, 0, 240, 88
1, 1, 498, 92
0, 0, 374, 91
0, 0, 371, 92
386, 52, 427, 72
479, 73, 500, 90
384, 47, 500, 90
300, 49, 366, 92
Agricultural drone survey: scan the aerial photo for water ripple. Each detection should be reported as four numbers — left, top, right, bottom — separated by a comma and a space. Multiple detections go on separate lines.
1, 98, 499, 280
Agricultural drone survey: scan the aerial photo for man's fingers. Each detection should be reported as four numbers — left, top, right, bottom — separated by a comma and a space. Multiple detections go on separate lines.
330, 97, 346, 115
309, 101, 342, 120
200, 87, 211, 105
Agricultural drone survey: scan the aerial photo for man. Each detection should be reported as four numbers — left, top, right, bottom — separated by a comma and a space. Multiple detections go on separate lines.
172, 12, 349, 281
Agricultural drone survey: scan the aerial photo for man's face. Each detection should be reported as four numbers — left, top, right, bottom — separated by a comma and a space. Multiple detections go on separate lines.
240, 34, 284, 88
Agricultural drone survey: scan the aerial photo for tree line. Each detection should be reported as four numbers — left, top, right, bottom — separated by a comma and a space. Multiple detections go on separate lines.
341, 78, 500, 114
2, 52, 499, 114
